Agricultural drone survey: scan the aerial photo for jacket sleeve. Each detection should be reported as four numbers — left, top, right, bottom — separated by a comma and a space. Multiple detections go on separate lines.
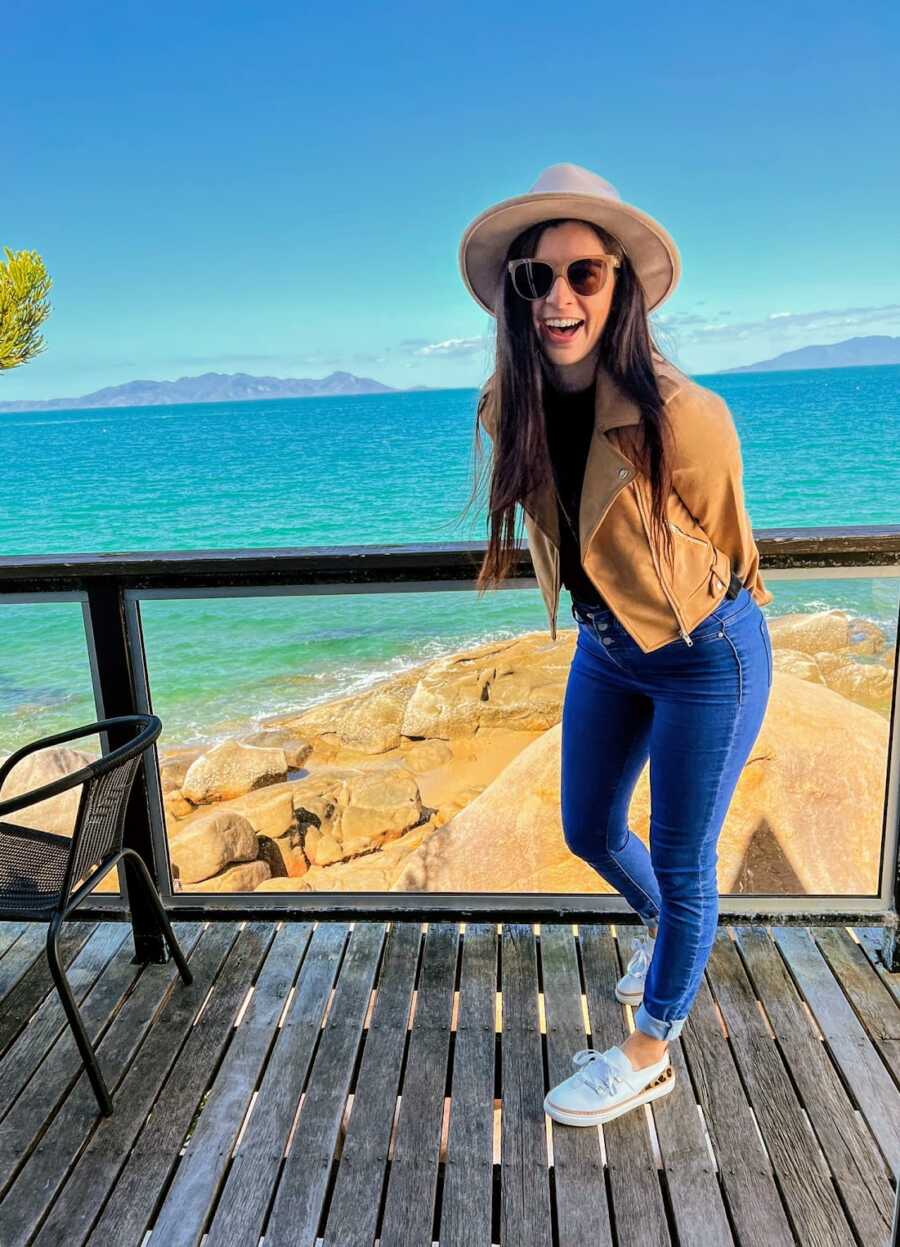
668, 385, 774, 607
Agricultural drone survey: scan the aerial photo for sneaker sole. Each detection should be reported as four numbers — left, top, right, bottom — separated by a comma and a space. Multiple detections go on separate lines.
614, 985, 644, 1005
544, 1064, 675, 1127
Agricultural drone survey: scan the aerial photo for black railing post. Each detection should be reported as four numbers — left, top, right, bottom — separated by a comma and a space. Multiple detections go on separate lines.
84, 583, 170, 964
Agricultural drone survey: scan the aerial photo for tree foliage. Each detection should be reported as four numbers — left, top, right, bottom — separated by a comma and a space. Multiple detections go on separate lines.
0, 247, 53, 371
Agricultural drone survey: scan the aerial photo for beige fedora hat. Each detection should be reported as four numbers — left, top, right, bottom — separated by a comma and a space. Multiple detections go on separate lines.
458, 162, 681, 315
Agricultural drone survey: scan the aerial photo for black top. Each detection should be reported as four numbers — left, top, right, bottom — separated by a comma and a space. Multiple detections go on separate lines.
543, 376, 608, 608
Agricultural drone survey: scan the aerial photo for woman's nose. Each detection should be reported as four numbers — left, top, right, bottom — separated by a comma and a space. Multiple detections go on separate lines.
546, 273, 575, 305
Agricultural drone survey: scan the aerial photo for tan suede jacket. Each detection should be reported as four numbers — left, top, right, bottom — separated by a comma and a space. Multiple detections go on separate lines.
476, 356, 773, 651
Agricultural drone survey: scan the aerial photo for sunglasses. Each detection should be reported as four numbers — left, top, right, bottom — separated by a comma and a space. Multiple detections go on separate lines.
506, 254, 621, 301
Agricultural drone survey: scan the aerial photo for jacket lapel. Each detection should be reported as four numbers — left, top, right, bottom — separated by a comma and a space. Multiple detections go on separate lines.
523, 364, 643, 553
520, 475, 560, 547
483, 364, 653, 553
577, 366, 642, 558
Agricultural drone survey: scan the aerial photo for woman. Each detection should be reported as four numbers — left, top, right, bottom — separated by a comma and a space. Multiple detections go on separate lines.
458, 163, 774, 1128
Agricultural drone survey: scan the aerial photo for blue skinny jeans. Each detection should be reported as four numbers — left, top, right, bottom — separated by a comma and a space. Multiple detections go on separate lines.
564, 585, 772, 1042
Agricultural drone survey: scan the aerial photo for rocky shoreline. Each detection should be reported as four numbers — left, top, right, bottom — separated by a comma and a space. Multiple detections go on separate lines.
2, 608, 894, 898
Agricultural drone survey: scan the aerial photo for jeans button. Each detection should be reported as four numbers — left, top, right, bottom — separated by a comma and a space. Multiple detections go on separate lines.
601, 637, 613, 646
596, 620, 608, 631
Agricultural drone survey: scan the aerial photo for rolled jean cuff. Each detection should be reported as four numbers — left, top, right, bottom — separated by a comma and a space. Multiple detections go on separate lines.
635, 1001, 685, 1041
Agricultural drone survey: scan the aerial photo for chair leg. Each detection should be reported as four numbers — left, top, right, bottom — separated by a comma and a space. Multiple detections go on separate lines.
46, 916, 113, 1117
121, 849, 193, 985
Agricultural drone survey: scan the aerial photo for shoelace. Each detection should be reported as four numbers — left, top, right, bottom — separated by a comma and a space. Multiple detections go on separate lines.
571, 1048, 626, 1097
626, 930, 656, 977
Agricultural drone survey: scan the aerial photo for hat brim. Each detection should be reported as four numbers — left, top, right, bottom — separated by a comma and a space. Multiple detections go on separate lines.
459, 191, 681, 316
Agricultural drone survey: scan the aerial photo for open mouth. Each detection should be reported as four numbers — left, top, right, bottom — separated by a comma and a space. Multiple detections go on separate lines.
542, 320, 584, 342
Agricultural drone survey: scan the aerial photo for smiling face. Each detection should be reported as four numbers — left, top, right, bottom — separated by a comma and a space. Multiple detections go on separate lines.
529, 220, 618, 390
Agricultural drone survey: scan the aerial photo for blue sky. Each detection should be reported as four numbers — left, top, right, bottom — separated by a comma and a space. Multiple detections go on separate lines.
5, 0, 899, 400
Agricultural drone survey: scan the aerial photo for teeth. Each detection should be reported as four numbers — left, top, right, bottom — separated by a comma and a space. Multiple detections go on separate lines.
545, 318, 582, 328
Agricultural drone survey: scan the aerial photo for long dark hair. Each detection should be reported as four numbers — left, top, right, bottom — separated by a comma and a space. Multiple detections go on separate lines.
460, 217, 678, 597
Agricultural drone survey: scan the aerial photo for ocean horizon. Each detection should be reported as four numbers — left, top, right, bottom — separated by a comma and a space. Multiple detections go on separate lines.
2, 364, 898, 754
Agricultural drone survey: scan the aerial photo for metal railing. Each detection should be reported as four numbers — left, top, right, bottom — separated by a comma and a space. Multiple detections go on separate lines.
1, 524, 899, 969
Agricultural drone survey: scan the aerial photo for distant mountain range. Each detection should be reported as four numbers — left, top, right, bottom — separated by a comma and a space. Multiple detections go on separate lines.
1, 335, 898, 411
719, 335, 900, 373
0, 370, 437, 412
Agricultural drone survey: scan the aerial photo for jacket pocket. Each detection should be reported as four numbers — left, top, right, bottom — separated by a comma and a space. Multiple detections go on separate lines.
669, 520, 709, 547
668, 520, 713, 598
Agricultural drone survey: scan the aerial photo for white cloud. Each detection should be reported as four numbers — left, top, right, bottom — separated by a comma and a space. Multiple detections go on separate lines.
653, 302, 900, 345
413, 336, 485, 358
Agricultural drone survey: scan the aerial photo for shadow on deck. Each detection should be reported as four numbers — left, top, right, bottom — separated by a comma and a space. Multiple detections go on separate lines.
0, 918, 897, 1247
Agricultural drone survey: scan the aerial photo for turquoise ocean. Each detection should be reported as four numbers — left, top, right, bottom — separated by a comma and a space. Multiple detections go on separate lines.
2, 365, 898, 753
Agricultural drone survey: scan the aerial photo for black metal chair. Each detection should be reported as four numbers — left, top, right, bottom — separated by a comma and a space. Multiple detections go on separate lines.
0, 714, 192, 1116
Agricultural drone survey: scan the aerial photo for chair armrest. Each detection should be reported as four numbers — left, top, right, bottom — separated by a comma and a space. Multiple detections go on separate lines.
0, 714, 160, 820
0, 718, 112, 792
0, 761, 95, 820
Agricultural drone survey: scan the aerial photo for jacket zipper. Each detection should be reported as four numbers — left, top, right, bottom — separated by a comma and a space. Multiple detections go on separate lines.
551, 467, 636, 641
555, 483, 611, 634
552, 546, 560, 639
558, 491, 579, 546
636, 491, 695, 647
554, 490, 577, 641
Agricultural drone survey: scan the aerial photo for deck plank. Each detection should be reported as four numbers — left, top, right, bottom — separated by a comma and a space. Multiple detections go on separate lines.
540, 922, 614, 1247
733, 924, 895, 1247
853, 926, 900, 1007
32, 922, 273, 1247
0, 918, 895, 1247
0, 922, 27, 961
433, 922, 497, 1247
319, 920, 424, 1247
584, 924, 674, 1247
0, 923, 200, 1181
676, 955, 795, 1245
773, 925, 900, 1179
0, 923, 130, 1109
264, 921, 387, 1247
498, 924, 554, 1247
615, 924, 736, 1247
148, 922, 314, 1247
202, 922, 350, 1247
369, 922, 457, 1247
0, 924, 46, 1005
814, 927, 900, 1084
706, 928, 856, 1246
0, 921, 220, 1247
0, 922, 96, 1054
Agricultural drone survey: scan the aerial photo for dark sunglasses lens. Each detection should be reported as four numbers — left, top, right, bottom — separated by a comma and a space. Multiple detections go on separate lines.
512, 260, 553, 299
568, 259, 607, 295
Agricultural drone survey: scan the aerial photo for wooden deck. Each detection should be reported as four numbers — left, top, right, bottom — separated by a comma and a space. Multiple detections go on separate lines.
0, 918, 896, 1247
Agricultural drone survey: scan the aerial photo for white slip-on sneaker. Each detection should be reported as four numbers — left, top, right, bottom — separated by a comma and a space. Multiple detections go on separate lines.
615, 929, 656, 1006
544, 1043, 675, 1127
